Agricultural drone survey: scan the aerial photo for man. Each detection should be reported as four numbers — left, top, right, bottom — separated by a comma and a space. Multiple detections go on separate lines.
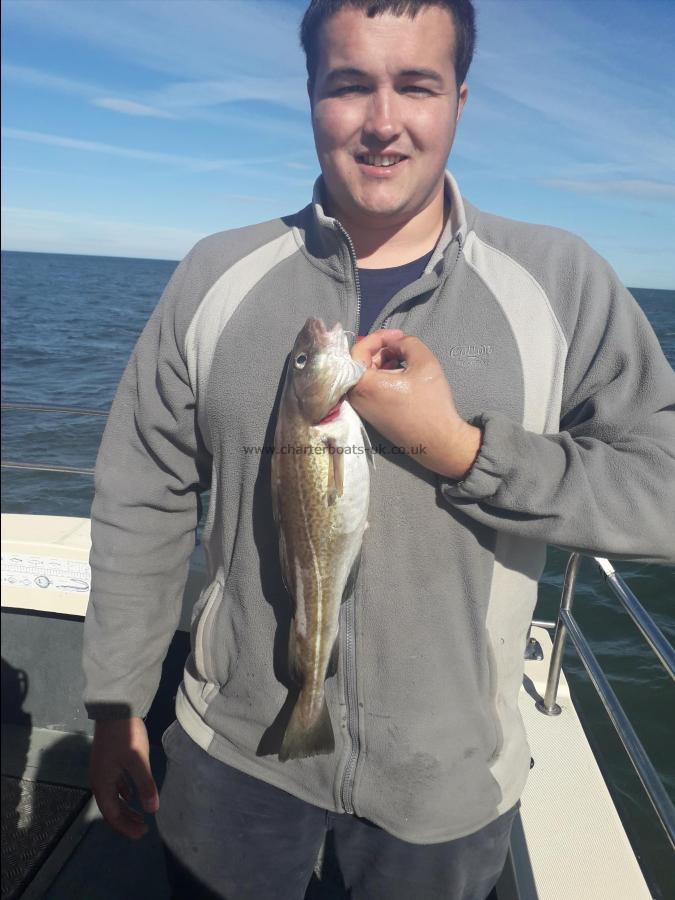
84, 1, 675, 898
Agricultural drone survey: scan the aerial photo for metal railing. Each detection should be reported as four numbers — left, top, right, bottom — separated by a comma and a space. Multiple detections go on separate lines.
535, 552, 675, 849
1, 402, 106, 476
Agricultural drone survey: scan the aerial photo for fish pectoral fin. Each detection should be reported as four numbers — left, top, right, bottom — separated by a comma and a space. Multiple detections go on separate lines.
327, 637, 339, 677
361, 422, 376, 471
325, 438, 344, 506
342, 549, 362, 604
288, 625, 303, 685
278, 531, 291, 595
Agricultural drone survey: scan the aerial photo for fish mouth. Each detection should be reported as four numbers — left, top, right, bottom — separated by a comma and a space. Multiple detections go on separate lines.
298, 318, 356, 371
303, 318, 349, 352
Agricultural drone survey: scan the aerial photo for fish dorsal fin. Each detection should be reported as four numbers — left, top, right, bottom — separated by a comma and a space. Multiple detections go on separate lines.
271, 448, 281, 525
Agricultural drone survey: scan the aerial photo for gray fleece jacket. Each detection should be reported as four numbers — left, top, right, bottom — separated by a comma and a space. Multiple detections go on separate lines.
83, 172, 675, 843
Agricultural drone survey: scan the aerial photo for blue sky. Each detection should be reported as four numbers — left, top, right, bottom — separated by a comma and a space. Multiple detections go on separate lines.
2, 0, 674, 287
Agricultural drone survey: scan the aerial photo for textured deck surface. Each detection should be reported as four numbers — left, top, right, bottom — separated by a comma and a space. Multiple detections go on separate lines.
1, 776, 88, 899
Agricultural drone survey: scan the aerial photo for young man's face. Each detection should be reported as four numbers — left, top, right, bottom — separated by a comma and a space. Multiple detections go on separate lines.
309, 6, 467, 228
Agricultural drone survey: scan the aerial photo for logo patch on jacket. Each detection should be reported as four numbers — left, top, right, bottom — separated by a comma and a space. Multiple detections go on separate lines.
449, 344, 493, 366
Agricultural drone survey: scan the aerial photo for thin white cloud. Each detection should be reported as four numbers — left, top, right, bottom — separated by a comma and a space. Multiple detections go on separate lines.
3, 62, 180, 119
144, 76, 308, 114
220, 194, 276, 204
1, 62, 103, 96
2, 0, 306, 82
544, 179, 675, 201
472, 0, 675, 179
3, 59, 309, 124
1, 206, 205, 260
1, 127, 281, 172
1, 127, 316, 192
92, 97, 176, 119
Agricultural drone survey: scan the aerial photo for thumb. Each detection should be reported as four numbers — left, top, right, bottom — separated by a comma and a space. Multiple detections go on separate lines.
125, 751, 159, 813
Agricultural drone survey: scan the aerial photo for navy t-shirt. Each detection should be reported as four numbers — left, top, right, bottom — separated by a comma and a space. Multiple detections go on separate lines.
357, 249, 433, 335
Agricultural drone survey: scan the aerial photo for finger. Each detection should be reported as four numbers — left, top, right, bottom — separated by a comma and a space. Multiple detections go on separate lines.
125, 752, 160, 813
351, 329, 405, 366
94, 784, 148, 840
117, 775, 132, 803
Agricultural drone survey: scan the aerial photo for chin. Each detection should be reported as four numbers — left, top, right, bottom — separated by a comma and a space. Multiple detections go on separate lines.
356, 196, 412, 218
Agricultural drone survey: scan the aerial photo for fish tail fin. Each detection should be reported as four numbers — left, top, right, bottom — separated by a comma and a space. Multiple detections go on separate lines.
279, 694, 334, 762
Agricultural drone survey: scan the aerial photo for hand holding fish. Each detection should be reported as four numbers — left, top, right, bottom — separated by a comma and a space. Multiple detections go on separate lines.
349, 332, 482, 480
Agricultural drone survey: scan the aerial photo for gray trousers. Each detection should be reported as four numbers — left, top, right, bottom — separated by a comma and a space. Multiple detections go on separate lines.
156, 721, 517, 900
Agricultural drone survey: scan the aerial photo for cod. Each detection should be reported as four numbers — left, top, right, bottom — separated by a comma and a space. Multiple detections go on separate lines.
272, 318, 371, 762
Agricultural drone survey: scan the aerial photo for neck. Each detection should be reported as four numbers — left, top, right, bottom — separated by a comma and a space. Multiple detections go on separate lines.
327, 181, 448, 269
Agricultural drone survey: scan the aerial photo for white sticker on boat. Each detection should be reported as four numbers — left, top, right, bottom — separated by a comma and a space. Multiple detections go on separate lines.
1, 554, 91, 593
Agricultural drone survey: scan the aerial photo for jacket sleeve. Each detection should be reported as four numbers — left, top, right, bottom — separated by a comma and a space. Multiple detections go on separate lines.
439, 249, 675, 564
83, 248, 211, 719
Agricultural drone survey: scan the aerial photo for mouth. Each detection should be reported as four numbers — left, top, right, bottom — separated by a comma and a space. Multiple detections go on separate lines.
355, 153, 408, 170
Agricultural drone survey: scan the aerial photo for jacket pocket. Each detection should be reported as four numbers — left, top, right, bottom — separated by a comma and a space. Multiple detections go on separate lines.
192, 578, 225, 684
485, 634, 504, 763
161, 719, 181, 757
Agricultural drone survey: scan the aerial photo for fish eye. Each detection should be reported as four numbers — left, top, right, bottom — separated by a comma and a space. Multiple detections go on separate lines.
294, 353, 308, 369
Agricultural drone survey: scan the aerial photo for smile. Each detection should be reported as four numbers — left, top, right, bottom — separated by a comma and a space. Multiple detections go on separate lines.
356, 154, 407, 168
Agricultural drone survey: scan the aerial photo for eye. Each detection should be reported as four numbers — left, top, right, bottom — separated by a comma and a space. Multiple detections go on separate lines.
400, 85, 432, 95
332, 85, 368, 96
294, 353, 308, 369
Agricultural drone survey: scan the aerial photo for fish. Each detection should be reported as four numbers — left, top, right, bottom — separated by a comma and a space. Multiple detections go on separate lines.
271, 318, 371, 761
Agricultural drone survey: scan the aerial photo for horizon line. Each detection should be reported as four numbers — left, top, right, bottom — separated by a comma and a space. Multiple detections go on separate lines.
1, 248, 671, 294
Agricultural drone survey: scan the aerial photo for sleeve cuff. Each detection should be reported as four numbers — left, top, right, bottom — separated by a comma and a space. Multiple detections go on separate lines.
438, 413, 511, 502
84, 691, 154, 721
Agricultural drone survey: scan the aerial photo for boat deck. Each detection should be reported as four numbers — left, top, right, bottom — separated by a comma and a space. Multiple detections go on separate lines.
1, 630, 653, 899
0, 516, 656, 898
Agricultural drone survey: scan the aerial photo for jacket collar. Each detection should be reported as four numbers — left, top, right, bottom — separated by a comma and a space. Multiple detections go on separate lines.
305, 170, 468, 277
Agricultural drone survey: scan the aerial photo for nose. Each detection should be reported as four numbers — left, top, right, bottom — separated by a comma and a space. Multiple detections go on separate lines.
363, 87, 402, 144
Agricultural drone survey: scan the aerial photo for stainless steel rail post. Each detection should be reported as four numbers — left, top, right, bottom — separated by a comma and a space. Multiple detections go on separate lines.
535, 552, 582, 716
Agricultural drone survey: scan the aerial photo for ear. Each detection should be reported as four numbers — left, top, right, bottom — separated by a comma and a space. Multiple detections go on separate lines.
307, 78, 315, 114
456, 83, 468, 124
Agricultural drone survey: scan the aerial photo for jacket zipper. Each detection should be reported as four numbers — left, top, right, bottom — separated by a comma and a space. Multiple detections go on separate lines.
334, 219, 361, 813
339, 595, 360, 813
335, 221, 362, 336
380, 231, 464, 330
332, 225, 464, 813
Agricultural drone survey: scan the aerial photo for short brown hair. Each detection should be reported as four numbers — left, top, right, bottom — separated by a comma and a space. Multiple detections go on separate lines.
300, 0, 476, 91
